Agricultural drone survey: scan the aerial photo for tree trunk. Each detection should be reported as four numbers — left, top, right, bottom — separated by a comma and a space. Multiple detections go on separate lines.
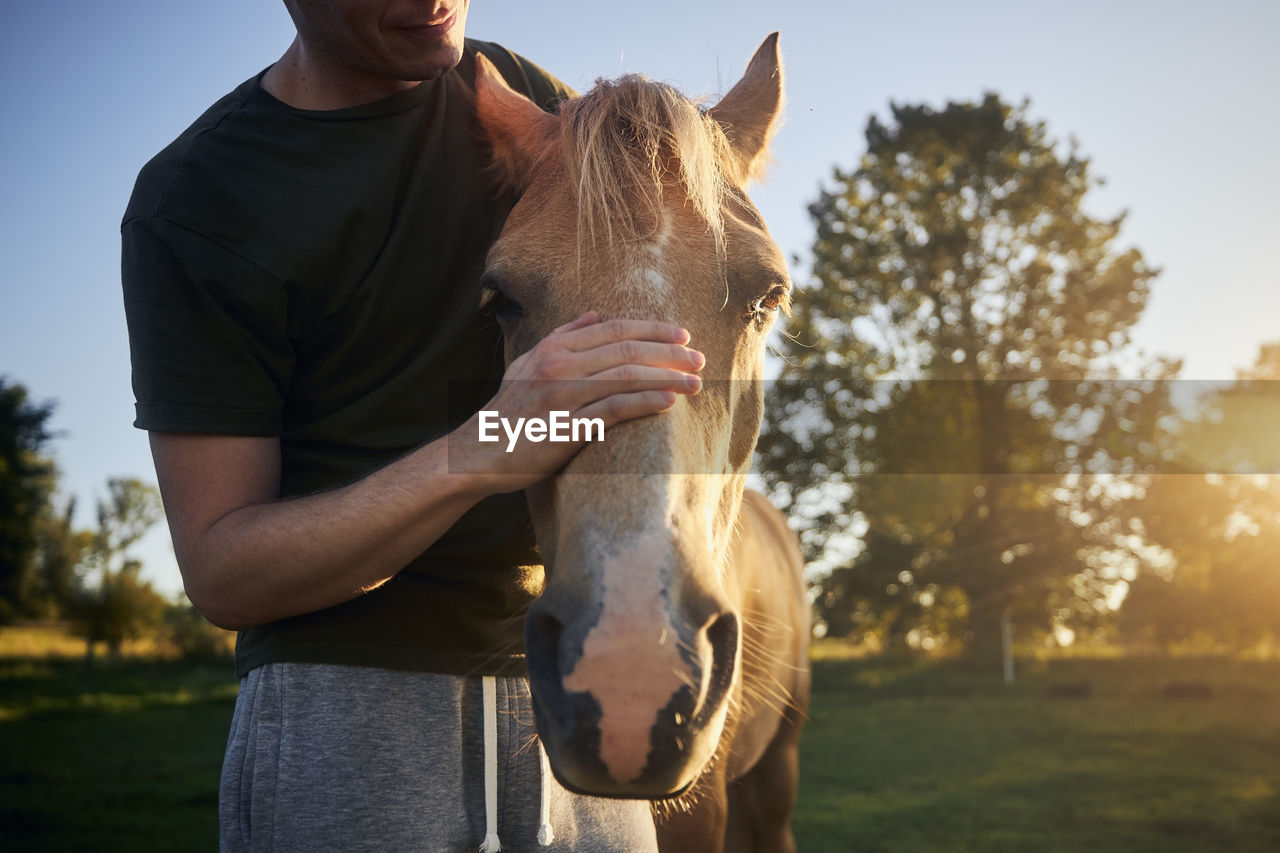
1001, 606, 1016, 685
964, 594, 1008, 676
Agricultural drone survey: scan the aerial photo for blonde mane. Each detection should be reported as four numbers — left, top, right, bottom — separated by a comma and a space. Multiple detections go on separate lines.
559, 75, 736, 258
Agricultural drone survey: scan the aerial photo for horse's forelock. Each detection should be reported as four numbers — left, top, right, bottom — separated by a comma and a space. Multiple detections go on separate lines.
560, 75, 735, 257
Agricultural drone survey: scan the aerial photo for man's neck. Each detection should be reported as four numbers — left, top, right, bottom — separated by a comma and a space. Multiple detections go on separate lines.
261, 38, 422, 111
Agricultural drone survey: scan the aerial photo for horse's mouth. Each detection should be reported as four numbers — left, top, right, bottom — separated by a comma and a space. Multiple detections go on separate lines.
526, 612, 739, 799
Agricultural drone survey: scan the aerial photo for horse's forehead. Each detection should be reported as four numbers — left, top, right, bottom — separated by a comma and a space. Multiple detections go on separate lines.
500, 181, 776, 272
488, 163, 787, 351
724, 195, 788, 270
493, 187, 694, 287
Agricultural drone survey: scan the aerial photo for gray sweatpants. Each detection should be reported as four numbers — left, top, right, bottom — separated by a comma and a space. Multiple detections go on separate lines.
219, 663, 658, 852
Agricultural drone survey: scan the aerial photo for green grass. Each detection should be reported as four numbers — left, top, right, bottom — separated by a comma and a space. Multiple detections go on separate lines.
794, 655, 1280, 852
0, 657, 238, 852
2, 651, 1279, 851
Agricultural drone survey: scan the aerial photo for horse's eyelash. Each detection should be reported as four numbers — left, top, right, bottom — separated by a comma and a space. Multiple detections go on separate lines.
479, 283, 525, 320
746, 283, 792, 320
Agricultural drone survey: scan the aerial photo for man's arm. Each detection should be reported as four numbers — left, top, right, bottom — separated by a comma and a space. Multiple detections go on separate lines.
151, 431, 481, 630
153, 312, 703, 629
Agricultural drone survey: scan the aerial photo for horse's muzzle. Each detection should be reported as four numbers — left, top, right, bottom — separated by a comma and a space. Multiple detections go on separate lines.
524, 600, 739, 799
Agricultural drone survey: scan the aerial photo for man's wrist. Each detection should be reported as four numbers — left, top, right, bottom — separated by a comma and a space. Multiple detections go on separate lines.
440, 415, 518, 500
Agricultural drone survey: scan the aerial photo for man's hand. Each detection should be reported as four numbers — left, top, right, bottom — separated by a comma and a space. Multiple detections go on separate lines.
151, 310, 703, 629
451, 311, 704, 491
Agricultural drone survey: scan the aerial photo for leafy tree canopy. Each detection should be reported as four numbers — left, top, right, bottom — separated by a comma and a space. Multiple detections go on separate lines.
759, 94, 1171, 658
0, 377, 58, 622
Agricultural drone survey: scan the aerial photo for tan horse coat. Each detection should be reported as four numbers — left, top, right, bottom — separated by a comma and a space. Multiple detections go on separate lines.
475, 33, 810, 852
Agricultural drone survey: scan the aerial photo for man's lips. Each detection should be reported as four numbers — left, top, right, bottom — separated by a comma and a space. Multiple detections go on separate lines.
390, 8, 458, 34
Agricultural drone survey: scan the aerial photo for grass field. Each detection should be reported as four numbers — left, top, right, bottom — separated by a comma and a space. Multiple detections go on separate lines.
2, 636, 1278, 851
795, 654, 1280, 852
0, 655, 237, 851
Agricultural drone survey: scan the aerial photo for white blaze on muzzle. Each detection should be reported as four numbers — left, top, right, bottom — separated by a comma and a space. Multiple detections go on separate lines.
561, 520, 686, 785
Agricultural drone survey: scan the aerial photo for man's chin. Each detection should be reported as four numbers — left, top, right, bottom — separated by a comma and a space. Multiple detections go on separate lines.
396, 52, 464, 82
383, 30, 466, 81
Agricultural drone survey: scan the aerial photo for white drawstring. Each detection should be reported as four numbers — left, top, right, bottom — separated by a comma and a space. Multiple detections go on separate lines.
479, 676, 502, 853
477, 675, 555, 851
536, 739, 555, 846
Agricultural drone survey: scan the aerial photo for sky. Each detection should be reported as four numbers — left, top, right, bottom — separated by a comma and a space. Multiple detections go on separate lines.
1, 0, 1277, 597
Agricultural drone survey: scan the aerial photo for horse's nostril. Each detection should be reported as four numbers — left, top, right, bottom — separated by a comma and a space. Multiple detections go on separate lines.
706, 610, 738, 646
693, 611, 739, 721
526, 608, 564, 684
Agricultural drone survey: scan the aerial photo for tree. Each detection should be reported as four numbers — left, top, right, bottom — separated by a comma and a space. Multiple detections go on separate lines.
24, 495, 93, 619
1120, 475, 1279, 649
1120, 341, 1280, 649
72, 477, 168, 661
759, 94, 1170, 663
164, 599, 234, 662
0, 377, 58, 622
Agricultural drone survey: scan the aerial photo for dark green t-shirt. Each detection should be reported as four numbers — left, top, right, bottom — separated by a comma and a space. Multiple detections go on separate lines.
122, 41, 573, 678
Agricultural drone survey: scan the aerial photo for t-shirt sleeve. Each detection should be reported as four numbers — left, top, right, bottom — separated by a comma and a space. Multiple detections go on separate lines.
121, 215, 294, 435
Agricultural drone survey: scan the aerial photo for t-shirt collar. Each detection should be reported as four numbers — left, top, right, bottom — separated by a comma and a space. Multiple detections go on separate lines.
246, 66, 443, 120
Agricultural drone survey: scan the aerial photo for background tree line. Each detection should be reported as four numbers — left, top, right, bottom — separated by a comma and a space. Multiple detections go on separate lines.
0, 379, 227, 663
757, 93, 1278, 666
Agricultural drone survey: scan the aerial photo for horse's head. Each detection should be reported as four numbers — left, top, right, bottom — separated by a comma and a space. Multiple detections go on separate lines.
474, 35, 788, 798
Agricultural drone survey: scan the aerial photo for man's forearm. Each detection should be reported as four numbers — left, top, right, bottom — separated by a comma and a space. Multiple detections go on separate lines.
165, 435, 490, 630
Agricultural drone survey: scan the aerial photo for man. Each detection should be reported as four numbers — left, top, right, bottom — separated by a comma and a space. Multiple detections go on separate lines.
122, 2, 703, 849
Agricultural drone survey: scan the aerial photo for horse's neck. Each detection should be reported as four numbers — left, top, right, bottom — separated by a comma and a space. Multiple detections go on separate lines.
723, 490, 809, 779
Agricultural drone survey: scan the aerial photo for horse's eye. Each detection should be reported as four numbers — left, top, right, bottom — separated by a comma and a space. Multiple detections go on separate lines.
480, 280, 525, 322
745, 282, 792, 323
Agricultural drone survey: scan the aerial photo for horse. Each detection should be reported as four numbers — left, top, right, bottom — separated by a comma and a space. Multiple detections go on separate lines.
473, 34, 810, 852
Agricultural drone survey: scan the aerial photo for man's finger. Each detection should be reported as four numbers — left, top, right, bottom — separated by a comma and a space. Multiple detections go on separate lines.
530, 369, 698, 416
577, 366, 702, 397
556, 318, 690, 352
578, 389, 680, 428
549, 311, 601, 336
565, 341, 705, 377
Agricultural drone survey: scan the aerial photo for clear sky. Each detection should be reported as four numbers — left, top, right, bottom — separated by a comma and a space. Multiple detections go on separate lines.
1, 0, 1277, 597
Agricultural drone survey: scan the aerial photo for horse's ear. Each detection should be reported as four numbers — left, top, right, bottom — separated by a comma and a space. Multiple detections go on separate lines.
708, 33, 784, 186
474, 53, 559, 190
